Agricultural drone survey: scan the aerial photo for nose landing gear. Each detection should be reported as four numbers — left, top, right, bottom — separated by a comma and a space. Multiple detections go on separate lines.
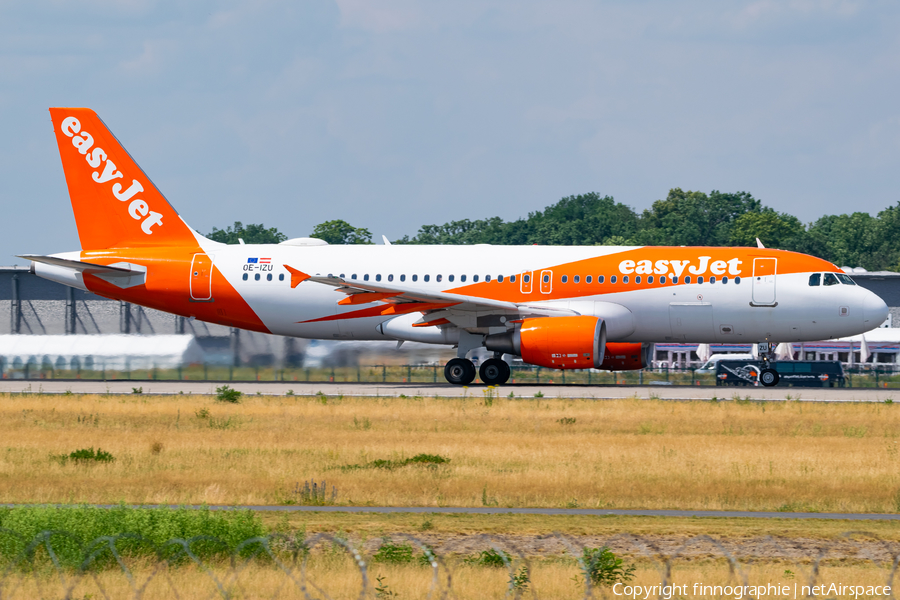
444, 358, 476, 385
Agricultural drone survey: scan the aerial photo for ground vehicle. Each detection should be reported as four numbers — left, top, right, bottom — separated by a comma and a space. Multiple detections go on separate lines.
697, 353, 755, 372
715, 360, 845, 387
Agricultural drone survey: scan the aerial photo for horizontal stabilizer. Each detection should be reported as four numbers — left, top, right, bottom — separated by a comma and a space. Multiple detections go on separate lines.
18, 254, 134, 275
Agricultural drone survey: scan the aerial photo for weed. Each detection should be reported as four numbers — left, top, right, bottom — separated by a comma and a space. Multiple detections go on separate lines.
341, 453, 449, 471
565, 499, 579, 508
215, 385, 241, 403
465, 548, 510, 568
577, 546, 635, 587
285, 389, 294, 396
293, 480, 337, 505
316, 391, 328, 404
784, 570, 794, 579
150, 441, 163, 455
481, 485, 498, 507
195, 407, 210, 419
208, 416, 238, 430
373, 538, 415, 564
63, 390, 73, 396
886, 398, 894, 405
419, 518, 434, 531
648, 392, 661, 400
352, 416, 372, 431
76, 413, 99, 427
399, 394, 408, 399
557, 417, 577, 426
132, 387, 143, 395
534, 391, 544, 398
483, 386, 495, 407
507, 391, 515, 399
509, 565, 530, 592
56, 447, 115, 465
374, 575, 397, 598
842, 426, 867, 438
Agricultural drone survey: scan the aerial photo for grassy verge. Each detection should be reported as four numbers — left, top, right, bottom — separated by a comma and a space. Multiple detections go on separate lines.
1, 392, 899, 511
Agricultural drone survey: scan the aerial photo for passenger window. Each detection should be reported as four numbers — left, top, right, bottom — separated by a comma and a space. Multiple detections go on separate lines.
412, 275, 418, 282
542, 274, 549, 283
279, 274, 284, 281
388, 274, 393, 282
671, 277, 677, 284
623, 276, 629, 284
838, 273, 856, 285
523, 274, 530, 283
267, 273, 272, 281
574, 275, 580, 283
562, 275, 568, 283
461, 275, 467, 282
698, 276, 704, 284
474, 275, 479, 282
610, 276, 616, 284
599, 275, 605, 283
660, 276, 666, 284
735, 277, 741, 284
254, 273, 260, 281
586, 276, 592, 284
400, 274, 406, 282
485, 275, 492, 282
510, 275, 515, 283
448, 275, 454, 282
647, 276, 654, 284
498, 275, 504, 283
722, 277, 728, 284
340, 273, 345, 278
364, 274, 370, 281
685, 276, 691, 284
242, 273, 248, 281
351, 274, 357, 279
376, 274, 382, 282
424, 275, 430, 282
635, 276, 641, 284
437, 274, 442, 282
824, 273, 839, 286
709, 277, 715, 284
808, 273, 821, 286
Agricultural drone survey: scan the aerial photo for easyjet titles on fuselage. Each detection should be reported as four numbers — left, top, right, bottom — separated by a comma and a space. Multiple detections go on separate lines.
618, 257, 742, 278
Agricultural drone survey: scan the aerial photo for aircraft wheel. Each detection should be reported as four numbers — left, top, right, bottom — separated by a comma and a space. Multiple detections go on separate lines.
445, 358, 476, 385
479, 358, 510, 385
760, 369, 780, 387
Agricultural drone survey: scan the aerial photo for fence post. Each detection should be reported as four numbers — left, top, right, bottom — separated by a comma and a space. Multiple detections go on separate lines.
382, 365, 387, 383
639, 369, 643, 386
357, 365, 361, 382
536, 367, 540, 384
665, 365, 669, 382
407, 365, 411, 382
204, 364, 208, 380
588, 370, 591, 385
433, 365, 437, 383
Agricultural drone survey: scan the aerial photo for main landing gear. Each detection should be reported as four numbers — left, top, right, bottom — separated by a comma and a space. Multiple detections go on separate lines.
443, 357, 511, 385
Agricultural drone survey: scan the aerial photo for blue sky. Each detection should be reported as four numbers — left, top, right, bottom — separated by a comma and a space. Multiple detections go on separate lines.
1, 0, 898, 263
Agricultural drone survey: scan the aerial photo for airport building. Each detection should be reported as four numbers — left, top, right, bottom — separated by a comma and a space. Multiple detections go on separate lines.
2, 265, 900, 370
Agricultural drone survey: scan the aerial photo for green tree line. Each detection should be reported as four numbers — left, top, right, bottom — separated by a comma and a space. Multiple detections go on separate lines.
209, 189, 900, 271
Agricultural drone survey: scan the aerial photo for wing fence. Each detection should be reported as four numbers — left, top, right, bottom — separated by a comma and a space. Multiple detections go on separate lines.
1, 529, 898, 599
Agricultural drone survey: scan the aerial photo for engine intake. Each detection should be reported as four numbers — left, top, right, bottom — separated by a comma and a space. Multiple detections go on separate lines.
485, 316, 607, 370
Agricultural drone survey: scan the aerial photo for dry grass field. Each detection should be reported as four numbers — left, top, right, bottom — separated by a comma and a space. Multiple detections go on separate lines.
1, 391, 899, 512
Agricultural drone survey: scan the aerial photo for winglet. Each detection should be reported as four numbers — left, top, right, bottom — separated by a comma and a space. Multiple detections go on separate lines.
284, 265, 311, 288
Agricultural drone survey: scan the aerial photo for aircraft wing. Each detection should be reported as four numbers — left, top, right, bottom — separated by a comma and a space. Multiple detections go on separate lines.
300, 271, 578, 321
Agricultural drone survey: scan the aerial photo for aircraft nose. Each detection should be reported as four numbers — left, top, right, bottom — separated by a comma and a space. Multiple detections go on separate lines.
862, 291, 889, 328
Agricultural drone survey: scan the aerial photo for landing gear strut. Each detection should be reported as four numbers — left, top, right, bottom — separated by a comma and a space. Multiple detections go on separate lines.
444, 358, 476, 385
479, 358, 510, 386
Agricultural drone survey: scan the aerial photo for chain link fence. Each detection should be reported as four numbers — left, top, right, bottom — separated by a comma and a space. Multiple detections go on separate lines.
1, 530, 899, 599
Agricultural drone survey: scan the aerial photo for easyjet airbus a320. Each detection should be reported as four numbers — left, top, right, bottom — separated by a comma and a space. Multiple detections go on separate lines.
21, 108, 889, 386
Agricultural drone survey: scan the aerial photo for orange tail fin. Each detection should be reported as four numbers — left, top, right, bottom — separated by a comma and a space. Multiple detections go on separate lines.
49, 108, 199, 250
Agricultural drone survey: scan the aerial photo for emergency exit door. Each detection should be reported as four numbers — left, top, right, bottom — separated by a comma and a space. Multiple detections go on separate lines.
190, 253, 214, 301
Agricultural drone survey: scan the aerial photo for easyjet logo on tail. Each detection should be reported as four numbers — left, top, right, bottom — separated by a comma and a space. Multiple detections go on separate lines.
618, 257, 743, 277
60, 116, 163, 235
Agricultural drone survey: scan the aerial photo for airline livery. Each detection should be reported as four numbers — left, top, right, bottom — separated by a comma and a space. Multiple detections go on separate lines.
22, 108, 889, 386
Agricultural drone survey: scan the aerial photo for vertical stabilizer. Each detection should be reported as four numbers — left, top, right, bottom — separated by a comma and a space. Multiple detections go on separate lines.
49, 108, 198, 250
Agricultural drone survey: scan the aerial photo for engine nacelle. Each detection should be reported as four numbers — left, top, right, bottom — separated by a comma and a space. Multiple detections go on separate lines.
597, 342, 652, 370
485, 316, 606, 370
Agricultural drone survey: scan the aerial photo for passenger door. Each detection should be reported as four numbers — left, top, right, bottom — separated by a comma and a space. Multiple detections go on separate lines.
752, 257, 777, 305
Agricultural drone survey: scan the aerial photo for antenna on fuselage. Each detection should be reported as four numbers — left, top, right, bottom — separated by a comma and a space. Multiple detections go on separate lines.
756, 238, 765, 249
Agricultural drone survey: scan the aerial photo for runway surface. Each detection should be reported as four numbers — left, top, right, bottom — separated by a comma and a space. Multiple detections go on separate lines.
4, 504, 900, 520
0, 379, 897, 401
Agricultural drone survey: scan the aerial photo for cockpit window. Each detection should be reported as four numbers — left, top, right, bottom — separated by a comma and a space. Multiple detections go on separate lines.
837, 273, 856, 285
823, 272, 840, 286
808, 273, 821, 286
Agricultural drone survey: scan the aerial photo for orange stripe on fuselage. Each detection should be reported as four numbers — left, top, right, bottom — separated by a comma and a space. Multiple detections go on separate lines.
444, 247, 837, 303
79, 247, 270, 333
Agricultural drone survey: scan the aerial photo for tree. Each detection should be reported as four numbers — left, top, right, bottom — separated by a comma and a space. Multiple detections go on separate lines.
635, 189, 763, 246
207, 222, 287, 245
310, 220, 373, 244
729, 209, 806, 250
